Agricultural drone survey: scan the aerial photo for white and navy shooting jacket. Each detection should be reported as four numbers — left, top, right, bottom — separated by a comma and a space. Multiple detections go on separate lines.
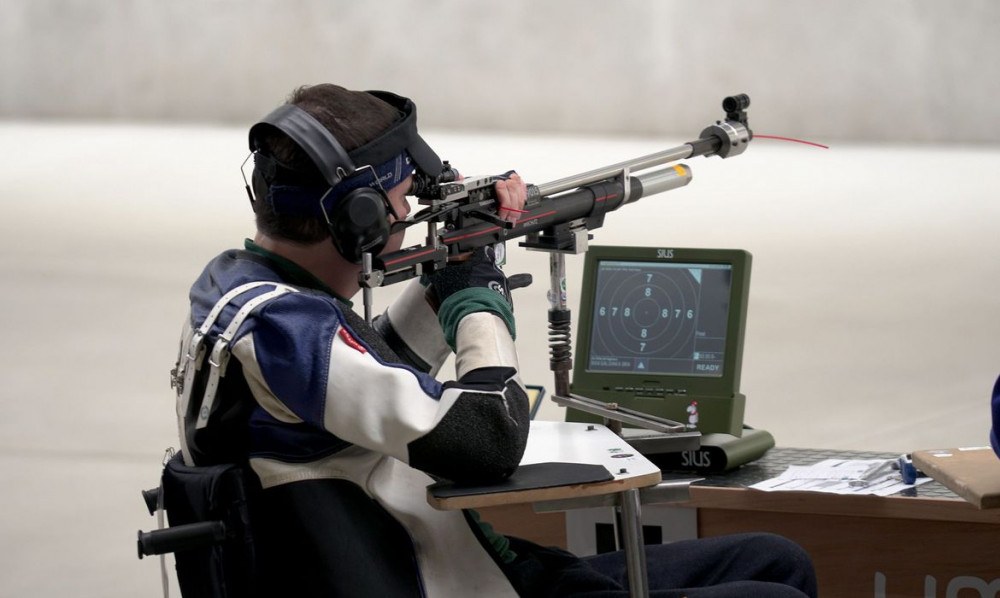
174, 243, 531, 597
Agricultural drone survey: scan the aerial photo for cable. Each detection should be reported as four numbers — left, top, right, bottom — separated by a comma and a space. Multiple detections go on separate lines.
754, 134, 829, 149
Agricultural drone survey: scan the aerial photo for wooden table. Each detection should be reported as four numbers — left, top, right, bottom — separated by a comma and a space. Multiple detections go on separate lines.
482, 447, 1000, 597
670, 447, 1000, 597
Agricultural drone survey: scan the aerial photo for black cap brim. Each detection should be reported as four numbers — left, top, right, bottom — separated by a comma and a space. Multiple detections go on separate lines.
350, 91, 443, 177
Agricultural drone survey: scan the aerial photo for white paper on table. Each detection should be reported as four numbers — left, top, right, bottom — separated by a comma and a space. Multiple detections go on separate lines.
749, 458, 933, 496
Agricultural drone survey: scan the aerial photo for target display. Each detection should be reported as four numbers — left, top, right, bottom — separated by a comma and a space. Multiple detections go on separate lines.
586, 260, 733, 377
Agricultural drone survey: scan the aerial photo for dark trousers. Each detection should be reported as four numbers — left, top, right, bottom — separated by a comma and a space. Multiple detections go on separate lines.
508, 533, 817, 598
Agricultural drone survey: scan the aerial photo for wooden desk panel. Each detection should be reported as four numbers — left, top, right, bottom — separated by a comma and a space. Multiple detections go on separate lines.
684, 485, 1000, 525
698, 508, 998, 597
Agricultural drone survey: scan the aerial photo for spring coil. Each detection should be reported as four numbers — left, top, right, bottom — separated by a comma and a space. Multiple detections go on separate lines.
548, 315, 572, 367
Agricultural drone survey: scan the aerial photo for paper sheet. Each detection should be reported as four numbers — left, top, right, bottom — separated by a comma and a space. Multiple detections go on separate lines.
749, 458, 932, 496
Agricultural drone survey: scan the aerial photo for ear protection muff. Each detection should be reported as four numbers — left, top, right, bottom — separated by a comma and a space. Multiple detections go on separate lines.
247, 104, 392, 264
324, 186, 390, 263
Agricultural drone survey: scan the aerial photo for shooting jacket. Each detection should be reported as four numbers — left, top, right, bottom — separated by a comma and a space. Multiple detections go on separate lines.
174, 241, 530, 597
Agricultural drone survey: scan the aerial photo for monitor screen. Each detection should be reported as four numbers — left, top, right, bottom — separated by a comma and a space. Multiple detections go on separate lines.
586, 260, 733, 378
569, 245, 752, 435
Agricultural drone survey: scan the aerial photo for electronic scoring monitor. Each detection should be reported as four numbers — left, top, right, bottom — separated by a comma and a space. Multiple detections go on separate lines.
568, 246, 752, 436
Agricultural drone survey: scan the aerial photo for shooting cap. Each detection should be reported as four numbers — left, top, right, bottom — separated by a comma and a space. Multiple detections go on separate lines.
351, 90, 443, 178
248, 89, 443, 185
246, 88, 444, 218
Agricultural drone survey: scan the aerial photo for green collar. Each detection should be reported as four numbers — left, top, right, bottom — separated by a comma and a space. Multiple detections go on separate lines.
243, 239, 352, 306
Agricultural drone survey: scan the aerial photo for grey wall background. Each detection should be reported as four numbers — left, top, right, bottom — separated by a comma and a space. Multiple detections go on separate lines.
2, 0, 999, 143
2, 3, 1000, 596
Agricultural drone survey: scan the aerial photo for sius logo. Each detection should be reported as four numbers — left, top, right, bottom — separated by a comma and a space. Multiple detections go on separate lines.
680, 450, 711, 468
656, 249, 675, 259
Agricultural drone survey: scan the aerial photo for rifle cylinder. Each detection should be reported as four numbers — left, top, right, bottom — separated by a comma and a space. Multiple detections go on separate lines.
535, 144, 693, 197
634, 164, 693, 198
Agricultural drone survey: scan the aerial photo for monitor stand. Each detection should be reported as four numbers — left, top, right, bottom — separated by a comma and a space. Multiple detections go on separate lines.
552, 393, 702, 454
624, 426, 774, 473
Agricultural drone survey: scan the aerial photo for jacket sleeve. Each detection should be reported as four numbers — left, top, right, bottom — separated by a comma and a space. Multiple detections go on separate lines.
372, 279, 452, 376
410, 311, 530, 482
233, 292, 529, 483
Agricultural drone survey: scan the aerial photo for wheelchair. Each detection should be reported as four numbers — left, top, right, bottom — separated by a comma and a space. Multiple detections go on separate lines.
137, 449, 430, 598
137, 451, 258, 598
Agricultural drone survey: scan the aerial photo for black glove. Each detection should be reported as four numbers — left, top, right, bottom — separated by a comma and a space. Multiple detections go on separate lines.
426, 244, 511, 310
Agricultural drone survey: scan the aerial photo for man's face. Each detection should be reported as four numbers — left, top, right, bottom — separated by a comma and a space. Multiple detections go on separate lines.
381, 175, 413, 255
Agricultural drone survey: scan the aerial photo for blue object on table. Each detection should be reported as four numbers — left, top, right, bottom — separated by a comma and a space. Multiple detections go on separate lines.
897, 454, 923, 485
991, 374, 1000, 459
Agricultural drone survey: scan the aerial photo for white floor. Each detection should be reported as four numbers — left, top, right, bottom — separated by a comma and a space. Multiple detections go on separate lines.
1, 121, 998, 596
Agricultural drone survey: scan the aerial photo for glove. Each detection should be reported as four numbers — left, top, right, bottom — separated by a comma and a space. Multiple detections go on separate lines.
425, 244, 515, 350
426, 244, 511, 309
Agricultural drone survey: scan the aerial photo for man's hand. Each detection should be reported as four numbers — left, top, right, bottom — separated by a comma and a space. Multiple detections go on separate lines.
494, 171, 527, 224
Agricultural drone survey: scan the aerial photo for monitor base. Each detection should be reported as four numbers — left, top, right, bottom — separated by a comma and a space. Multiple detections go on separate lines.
629, 427, 775, 473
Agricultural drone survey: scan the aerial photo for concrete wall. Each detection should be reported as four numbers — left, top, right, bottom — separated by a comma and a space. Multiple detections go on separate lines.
2, 0, 998, 143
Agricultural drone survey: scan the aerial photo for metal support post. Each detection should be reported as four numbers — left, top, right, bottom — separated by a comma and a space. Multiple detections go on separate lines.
619, 487, 650, 598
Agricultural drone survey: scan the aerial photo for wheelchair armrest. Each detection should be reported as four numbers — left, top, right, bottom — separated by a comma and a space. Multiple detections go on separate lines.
137, 521, 227, 559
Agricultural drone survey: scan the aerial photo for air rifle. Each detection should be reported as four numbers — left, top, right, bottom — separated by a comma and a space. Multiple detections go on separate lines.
359, 94, 753, 299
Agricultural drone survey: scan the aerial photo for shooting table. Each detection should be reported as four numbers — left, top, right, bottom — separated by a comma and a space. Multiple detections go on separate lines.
427, 421, 692, 598
479, 447, 1000, 597
667, 448, 1000, 596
